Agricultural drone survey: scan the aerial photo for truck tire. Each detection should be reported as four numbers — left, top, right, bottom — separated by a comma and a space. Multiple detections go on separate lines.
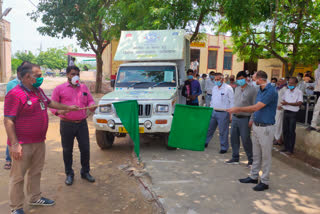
163, 134, 177, 150
96, 130, 114, 149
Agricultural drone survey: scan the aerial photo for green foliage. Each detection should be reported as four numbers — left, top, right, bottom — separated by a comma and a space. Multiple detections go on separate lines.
14, 51, 36, 63
220, 0, 320, 76
36, 47, 68, 71
11, 58, 23, 74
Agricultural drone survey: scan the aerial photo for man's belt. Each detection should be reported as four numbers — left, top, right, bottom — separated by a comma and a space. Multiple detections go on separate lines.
61, 118, 86, 123
234, 114, 250, 118
254, 122, 273, 127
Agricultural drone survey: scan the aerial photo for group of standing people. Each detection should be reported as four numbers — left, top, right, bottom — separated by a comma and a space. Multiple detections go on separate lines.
4, 62, 96, 214
182, 68, 308, 192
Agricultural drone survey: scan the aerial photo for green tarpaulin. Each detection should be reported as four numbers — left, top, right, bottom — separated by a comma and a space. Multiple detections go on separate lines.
168, 104, 213, 151
114, 100, 140, 160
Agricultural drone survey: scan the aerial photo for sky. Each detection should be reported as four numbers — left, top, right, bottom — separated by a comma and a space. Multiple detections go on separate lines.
2, 0, 89, 55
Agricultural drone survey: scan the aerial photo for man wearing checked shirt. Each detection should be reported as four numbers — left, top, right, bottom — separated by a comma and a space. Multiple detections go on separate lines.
51, 66, 97, 186
227, 70, 278, 191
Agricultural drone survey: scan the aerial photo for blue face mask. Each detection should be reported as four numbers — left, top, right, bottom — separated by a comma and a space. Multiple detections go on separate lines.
210, 75, 215, 80
188, 75, 194, 80
271, 83, 276, 87
215, 81, 222, 86
236, 79, 246, 86
288, 85, 295, 90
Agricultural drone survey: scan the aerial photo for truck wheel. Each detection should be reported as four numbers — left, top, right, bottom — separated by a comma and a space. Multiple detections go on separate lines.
163, 134, 177, 150
96, 130, 114, 149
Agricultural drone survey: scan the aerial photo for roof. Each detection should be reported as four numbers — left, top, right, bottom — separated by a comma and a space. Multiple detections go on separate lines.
119, 62, 177, 67
64, 52, 96, 58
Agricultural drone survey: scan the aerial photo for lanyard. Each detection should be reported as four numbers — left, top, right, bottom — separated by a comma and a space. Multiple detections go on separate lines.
21, 86, 47, 106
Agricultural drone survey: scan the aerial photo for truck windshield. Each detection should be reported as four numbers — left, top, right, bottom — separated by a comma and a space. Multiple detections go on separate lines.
116, 66, 177, 88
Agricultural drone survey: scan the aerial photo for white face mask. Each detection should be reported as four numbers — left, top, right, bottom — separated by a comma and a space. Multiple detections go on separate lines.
71, 76, 80, 85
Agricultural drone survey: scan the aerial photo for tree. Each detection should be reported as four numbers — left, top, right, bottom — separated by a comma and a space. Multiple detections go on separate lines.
29, 0, 113, 93
15, 51, 36, 63
36, 48, 68, 71
220, 0, 320, 77
11, 58, 23, 74
111, 0, 221, 42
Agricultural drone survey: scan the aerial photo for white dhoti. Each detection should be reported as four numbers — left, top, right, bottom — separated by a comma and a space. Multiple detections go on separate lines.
274, 109, 284, 140
311, 98, 320, 128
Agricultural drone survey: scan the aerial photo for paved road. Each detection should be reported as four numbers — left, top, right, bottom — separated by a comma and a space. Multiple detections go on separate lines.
138, 134, 320, 214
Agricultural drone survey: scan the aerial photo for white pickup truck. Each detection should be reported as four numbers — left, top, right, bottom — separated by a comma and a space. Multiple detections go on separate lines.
93, 30, 190, 149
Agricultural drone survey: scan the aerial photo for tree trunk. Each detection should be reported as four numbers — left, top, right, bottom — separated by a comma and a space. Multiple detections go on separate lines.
95, 55, 103, 93
289, 62, 296, 77
284, 61, 289, 78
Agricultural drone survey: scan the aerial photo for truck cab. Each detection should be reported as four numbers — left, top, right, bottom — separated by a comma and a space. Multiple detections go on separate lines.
93, 30, 190, 149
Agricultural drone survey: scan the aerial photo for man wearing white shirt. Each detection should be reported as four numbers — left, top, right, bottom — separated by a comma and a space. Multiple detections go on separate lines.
205, 73, 234, 153
205, 71, 215, 107
280, 77, 303, 154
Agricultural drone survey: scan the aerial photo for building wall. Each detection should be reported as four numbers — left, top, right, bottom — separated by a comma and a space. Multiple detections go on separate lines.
257, 58, 284, 80
102, 40, 124, 78
191, 34, 244, 76
0, 20, 11, 83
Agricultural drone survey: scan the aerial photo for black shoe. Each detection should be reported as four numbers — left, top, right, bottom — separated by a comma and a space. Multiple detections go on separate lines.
253, 182, 269, 191
239, 177, 258, 184
225, 159, 239, 165
246, 161, 253, 168
205, 144, 208, 148
219, 150, 227, 154
65, 175, 74, 186
81, 173, 95, 183
306, 126, 316, 132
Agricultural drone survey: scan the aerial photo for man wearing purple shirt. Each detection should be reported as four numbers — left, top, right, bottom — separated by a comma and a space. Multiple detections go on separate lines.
51, 66, 96, 186
182, 69, 202, 106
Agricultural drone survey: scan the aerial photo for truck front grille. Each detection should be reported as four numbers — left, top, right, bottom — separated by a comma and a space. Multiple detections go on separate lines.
138, 104, 152, 118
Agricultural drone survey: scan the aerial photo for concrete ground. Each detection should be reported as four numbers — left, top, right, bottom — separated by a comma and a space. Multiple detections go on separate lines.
139, 135, 320, 214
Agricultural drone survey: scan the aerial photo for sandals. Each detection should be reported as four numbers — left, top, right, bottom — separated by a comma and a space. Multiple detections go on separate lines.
4, 162, 11, 170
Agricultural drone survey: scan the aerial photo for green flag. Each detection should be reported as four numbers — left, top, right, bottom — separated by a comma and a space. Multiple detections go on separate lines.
114, 100, 140, 160
168, 104, 213, 151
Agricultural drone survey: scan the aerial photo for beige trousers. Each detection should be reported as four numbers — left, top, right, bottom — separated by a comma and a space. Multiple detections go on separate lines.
274, 109, 284, 140
311, 98, 320, 128
250, 124, 274, 185
9, 143, 45, 210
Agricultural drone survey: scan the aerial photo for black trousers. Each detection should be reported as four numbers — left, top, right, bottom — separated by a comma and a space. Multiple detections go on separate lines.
282, 110, 297, 153
60, 120, 90, 176
186, 101, 199, 106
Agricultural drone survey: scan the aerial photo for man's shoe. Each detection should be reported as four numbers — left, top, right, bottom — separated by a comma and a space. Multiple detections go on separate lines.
205, 144, 208, 148
65, 175, 74, 186
219, 150, 227, 154
306, 126, 316, 132
246, 161, 253, 168
29, 197, 55, 206
253, 182, 269, 191
11, 209, 24, 214
225, 159, 239, 165
239, 177, 258, 184
81, 173, 95, 183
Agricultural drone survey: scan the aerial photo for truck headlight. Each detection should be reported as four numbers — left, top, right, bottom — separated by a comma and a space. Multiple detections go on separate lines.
100, 105, 113, 113
156, 104, 169, 113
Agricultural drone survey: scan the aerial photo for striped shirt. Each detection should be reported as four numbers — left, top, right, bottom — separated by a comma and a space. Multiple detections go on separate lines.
50, 82, 95, 121
4, 84, 51, 145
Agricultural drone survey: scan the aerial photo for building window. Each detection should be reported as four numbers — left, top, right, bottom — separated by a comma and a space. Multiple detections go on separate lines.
208, 50, 217, 69
223, 52, 232, 70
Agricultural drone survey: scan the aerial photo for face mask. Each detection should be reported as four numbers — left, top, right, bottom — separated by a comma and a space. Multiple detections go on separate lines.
236, 79, 246, 86
288, 85, 295, 90
252, 81, 257, 86
32, 77, 44, 88
210, 75, 215, 80
271, 83, 276, 87
71, 76, 80, 85
215, 81, 222, 86
188, 75, 194, 80
297, 76, 301, 81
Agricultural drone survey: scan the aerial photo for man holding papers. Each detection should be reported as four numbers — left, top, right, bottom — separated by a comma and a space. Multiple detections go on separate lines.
50, 66, 97, 186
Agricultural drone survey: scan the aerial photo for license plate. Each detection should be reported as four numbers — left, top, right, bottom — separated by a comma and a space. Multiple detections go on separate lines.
118, 127, 144, 133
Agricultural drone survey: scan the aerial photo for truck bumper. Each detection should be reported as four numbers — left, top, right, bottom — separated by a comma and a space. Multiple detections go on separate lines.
93, 114, 173, 133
